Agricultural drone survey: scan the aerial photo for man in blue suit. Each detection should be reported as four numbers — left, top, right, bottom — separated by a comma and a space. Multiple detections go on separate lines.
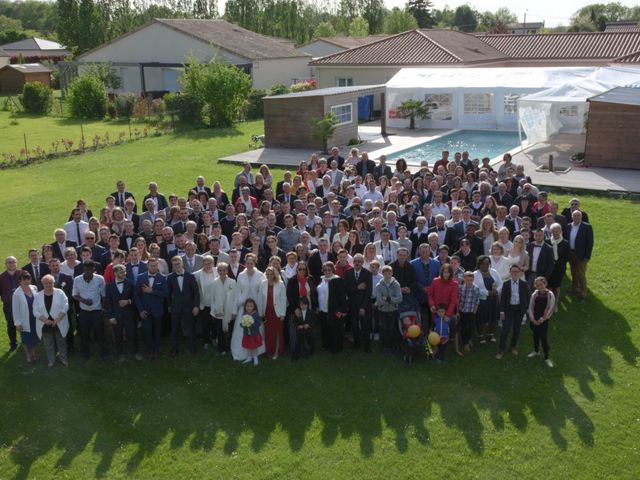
134, 257, 168, 358
167, 256, 200, 355
106, 265, 141, 361
410, 243, 440, 322
125, 247, 148, 282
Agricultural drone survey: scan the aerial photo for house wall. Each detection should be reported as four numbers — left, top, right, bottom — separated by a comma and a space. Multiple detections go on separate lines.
585, 101, 640, 169
0, 56, 9, 68
296, 41, 345, 58
252, 56, 313, 89
264, 96, 325, 149
316, 66, 401, 109
323, 93, 360, 147
0, 69, 48, 92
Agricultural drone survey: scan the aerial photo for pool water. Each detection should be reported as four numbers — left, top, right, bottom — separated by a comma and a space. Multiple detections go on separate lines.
388, 130, 522, 165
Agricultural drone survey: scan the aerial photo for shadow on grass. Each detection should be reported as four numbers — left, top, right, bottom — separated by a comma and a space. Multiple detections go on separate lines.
0, 285, 637, 478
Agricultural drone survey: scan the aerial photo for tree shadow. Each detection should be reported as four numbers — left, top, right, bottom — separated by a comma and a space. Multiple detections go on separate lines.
0, 282, 636, 477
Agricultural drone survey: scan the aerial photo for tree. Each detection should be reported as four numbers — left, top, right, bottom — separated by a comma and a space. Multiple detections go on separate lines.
406, 0, 434, 28
181, 57, 252, 128
384, 7, 418, 34
348, 16, 369, 37
360, 0, 385, 34
0, 14, 22, 31
479, 7, 517, 33
569, 2, 632, 32
313, 21, 336, 38
84, 63, 122, 91
310, 112, 339, 153
398, 99, 429, 129
432, 6, 455, 27
453, 5, 478, 32
66, 73, 107, 118
20, 81, 53, 114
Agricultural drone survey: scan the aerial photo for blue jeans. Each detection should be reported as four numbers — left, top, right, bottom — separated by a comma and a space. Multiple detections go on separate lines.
499, 308, 523, 352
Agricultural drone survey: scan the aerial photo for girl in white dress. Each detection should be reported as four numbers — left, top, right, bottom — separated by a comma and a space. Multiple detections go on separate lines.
231, 254, 266, 361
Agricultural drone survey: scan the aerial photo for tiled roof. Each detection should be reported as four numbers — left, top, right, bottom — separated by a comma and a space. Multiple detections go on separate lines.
0, 37, 66, 51
613, 50, 640, 63
478, 31, 640, 60
0, 63, 52, 73
0, 47, 9, 57
604, 21, 640, 33
315, 35, 389, 49
310, 29, 507, 66
156, 19, 309, 60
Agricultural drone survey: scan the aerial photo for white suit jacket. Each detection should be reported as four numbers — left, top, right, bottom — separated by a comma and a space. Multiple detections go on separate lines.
33, 288, 70, 338
212, 276, 237, 329
12, 285, 39, 333
257, 280, 287, 318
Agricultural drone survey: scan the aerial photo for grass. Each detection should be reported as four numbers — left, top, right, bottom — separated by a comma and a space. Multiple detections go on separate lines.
0, 122, 639, 479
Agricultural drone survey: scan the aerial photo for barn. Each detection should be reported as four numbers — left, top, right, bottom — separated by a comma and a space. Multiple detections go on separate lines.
0, 63, 52, 93
585, 87, 640, 169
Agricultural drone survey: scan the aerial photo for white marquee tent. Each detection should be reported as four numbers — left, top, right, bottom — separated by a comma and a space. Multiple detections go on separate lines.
517, 67, 640, 144
385, 66, 640, 139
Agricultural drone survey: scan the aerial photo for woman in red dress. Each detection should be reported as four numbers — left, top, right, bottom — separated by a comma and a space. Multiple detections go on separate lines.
259, 266, 287, 359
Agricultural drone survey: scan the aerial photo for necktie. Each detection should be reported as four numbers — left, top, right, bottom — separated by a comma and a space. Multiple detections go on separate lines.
34, 264, 39, 281
355, 270, 359, 282
189, 258, 194, 270
423, 262, 429, 281
120, 193, 124, 206
76, 223, 81, 244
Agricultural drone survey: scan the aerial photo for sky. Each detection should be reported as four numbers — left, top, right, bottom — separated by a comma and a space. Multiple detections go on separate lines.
384, 0, 639, 28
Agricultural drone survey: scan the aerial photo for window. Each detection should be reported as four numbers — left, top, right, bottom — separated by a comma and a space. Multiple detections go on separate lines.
503, 93, 523, 115
464, 93, 493, 115
330, 103, 352, 125
559, 105, 579, 117
336, 77, 353, 87
424, 93, 452, 121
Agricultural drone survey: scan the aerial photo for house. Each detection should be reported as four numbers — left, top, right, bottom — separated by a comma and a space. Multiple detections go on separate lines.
310, 29, 510, 108
296, 35, 389, 59
585, 87, 640, 169
0, 63, 52, 93
604, 21, 640, 33
0, 48, 10, 68
77, 18, 313, 94
505, 22, 545, 35
0, 37, 69, 62
311, 29, 640, 99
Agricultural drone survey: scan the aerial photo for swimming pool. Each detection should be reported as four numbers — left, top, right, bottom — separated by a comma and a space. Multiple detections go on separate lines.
388, 130, 522, 165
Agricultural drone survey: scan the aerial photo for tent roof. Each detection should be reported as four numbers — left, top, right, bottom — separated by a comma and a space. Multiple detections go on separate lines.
386, 66, 598, 90
589, 86, 640, 106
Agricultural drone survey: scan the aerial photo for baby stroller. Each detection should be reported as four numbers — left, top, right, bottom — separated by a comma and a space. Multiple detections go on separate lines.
397, 296, 426, 364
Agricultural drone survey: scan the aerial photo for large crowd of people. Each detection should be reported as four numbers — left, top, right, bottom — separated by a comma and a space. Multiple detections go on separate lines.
0, 148, 594, 368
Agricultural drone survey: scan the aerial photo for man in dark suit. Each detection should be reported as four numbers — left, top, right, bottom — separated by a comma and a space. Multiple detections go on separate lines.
111, 180, 137, 212
494, 206, 516, 237
308, 238, 334, 284
119, 221, 139, 252
226, 249, 245, 281
142, 181, 168, 212
498, 264, 530, 359
276, 182, 298, 207
526, 229, 555, 289
76, 232, 106, 265
190, 176, 212, 197
400, 205, 418, 232
356, 155, 376, 179
275, 172, 293, 198
134, 257, 168, 358
106, 264, 141, 361
167, 256, 200, 355
564, 210, 594, 300
343, 254, 373, 352
75, 247, 103, 276
22, 248, 50, 290
373, 155, 392, 182
329, 147, 345, 170
51, 229, 77, 262
0, 257, 22, 351
493, 182, 514, 208
428, 215, 459, 252
47, 258, 74, 352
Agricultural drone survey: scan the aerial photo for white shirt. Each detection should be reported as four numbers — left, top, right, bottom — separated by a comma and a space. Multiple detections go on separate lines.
569, 223, 580, 249
510, 279, 520, 305
362, 190, 383, 203
148, 275, 156, 288
431, 202, 451, 220
531, 243, 543, 272
176, 273, 184, 291
64, 220, 89, 245
317, 278, 330, 313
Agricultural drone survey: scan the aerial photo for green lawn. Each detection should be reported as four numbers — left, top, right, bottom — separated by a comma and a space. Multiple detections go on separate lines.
0, 125, 639, 479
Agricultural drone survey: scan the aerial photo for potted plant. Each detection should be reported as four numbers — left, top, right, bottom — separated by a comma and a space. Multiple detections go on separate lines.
310, 112, 340, 154
398, 99, 430, 129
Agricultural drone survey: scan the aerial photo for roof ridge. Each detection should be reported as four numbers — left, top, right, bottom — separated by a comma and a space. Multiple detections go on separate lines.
310, 29, 420, 63
416, 29, 461, 61
479, 30, 640, 37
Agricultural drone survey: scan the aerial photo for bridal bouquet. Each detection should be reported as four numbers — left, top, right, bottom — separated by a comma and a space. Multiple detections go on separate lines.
240, 314, 255, 329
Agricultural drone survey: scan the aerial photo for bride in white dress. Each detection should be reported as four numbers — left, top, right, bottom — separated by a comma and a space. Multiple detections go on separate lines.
231, 254, 266, 361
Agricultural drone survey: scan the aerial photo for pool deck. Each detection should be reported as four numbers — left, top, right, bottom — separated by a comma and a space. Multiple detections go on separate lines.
220, 123, 640, 194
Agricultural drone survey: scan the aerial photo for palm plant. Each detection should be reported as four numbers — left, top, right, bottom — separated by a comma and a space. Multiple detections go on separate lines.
398, 99, 430, 129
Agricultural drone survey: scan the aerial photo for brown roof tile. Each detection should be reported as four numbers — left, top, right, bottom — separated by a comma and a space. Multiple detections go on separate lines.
0, 63, 52, 73
310, 29, 507, 66
613, 50, 640, 63
156, 19, 308, 60
478, 31, 640, 60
